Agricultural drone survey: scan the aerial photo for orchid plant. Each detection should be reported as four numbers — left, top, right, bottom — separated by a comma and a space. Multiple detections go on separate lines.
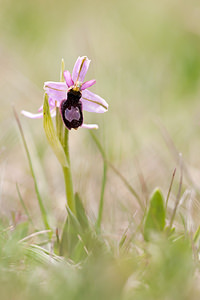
21, 56, 108, 222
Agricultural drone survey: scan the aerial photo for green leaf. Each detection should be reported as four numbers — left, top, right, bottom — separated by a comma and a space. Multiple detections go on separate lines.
144, 188, 166, 241
75, 193, 89, 230
43, 93, 68, 167
59, 207, 81, 257
26, 244, 65, 265
71, 238, 88, 263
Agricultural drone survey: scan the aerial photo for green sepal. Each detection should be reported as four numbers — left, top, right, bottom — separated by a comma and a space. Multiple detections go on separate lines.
43, 93, 68, 167
56, 106, 64, 144
144, 188, 166, 241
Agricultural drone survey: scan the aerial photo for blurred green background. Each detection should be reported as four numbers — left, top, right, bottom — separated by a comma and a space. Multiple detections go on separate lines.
1, 0, 200, 229
1, 1, 200, 300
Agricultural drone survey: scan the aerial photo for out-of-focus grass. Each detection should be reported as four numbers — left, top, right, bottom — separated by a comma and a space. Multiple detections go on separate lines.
1, 0, 200, 224
1, 0, 200, 299
0, 212, 199, 300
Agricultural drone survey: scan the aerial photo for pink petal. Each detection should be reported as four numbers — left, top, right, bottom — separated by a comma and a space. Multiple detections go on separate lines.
72, 56, 90, 83
44, 81, 68, 102
64, 70, 74, 87
81, 123, 99, 129
81, 79, 96, 90
81, 89, 108, 113
44, 81, 68, 91
21, 109, 56, 119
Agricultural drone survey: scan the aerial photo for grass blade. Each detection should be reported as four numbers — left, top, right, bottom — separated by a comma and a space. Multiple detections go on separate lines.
16, 183, 35, 228
90, 132, 107, 233
165, 168, 176, 210
14, 108, 51, 234
108, 161, 144, 211
168, 154, 183, 230
96, 162, 107, 233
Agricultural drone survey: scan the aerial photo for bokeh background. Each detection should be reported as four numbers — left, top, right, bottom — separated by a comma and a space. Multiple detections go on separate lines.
1, 0, 200, 231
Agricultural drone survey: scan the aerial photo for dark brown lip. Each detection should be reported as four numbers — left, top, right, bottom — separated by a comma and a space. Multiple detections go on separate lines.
60, 89, 83, 130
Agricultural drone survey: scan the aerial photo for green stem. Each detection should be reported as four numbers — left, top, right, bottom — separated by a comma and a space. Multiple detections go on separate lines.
57, 59, 76, 215
63, 128, 70, 162
62, 127, 76, 215
62, 165, 76, 215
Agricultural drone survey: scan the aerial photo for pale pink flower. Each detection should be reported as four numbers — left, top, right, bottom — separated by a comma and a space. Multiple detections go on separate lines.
21, 56, 108, 129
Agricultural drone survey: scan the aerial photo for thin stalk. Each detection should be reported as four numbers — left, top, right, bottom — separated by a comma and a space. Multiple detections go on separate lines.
14, 108, 51, 233
193, 225, 200, 244
90, 132, 107, 232
56, 106, 75, 213
96, 162, 107, 232
135, 159, 148, 208
168, 154, 183, 230
108, 161, 144, 211
16, 183, 35, 228
165, 168, 176, 210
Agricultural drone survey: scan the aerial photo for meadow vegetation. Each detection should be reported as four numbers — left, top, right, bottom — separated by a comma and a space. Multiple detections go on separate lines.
1, 0, 200, 299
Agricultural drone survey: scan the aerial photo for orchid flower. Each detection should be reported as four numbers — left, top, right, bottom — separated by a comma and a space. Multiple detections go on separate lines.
21, 56, 108, 129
